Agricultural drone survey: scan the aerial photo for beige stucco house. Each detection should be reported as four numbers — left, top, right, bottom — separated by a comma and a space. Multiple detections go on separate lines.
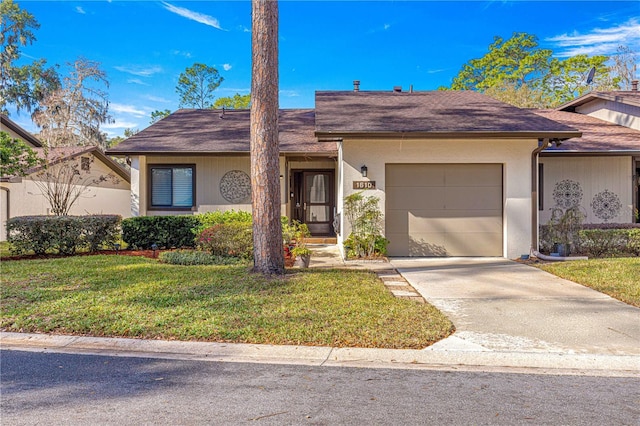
109, 88, 591, 259
1, 115, 131, 241
535, 90, 640, 227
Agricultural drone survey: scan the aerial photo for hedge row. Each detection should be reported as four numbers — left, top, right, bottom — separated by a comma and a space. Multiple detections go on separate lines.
7, 215, 121, 255
540, 223, 640, 257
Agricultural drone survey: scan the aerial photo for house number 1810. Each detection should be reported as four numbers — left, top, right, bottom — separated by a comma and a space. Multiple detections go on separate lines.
353, 181, 376, 190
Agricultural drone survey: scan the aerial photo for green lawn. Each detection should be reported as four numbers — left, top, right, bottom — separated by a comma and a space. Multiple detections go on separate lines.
0, 255, 454, 349
537, 257, 640, 307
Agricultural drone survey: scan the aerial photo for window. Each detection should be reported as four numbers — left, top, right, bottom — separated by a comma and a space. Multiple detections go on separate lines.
81, 157, 91, 171
149, 165, 195, 209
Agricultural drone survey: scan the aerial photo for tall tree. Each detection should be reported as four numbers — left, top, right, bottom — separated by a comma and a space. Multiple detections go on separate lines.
0, 0, 59, 115
32, 57, 112, 149
448, 33, 552, 92
250, 0, 283, 275
542, 54, 616, 105
150, 109, 171, 124
610, 45, 638, 91
213, 93, 251, 109
176, 63, 223, 109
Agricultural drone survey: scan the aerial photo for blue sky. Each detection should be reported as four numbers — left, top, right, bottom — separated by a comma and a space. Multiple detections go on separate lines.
9, 0, 640, 137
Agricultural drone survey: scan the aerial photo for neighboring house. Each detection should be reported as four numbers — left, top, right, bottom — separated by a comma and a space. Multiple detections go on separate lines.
534, 89, 640, 226
1, 115, 131, 241
108, 88, 582, 259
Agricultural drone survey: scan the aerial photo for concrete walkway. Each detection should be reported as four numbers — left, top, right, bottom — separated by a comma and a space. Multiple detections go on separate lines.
2, 248, 639, 376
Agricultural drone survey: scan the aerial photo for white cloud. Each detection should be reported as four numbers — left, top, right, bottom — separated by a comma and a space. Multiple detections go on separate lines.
223, 63, 232, 71
145, 95, 172, 103
171, 50, 192, 58
547, 18, 640, 57
110, 103, 148, 118
161, 2, 225, 31
114, 65, 162, 77
127, 78, 150, 86
383, 24, 391, 30
279, 90, 300, 97
75, 6, 86, 14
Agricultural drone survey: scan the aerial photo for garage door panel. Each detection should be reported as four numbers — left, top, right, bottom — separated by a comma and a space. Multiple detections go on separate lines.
386, 187, 445, 210
385, 164, 503, 257
444, 232, 503, 256
444, 186, 502, 210
386, 164, 445, 187
409, 211, 502, 233
445, 164, 503, 187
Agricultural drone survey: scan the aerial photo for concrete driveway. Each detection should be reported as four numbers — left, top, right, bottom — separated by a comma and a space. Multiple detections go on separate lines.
390, 258, 640, 356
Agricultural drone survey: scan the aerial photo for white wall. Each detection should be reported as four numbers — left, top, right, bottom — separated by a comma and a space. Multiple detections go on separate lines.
539, 156, 634, 224
339, 137, 539, 259
576, 99, 640, 130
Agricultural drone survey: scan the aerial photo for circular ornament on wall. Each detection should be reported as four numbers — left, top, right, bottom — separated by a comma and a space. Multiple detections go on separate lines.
552, 180, 583, 209
220, 170, 252, 203
591, 189, 621, 222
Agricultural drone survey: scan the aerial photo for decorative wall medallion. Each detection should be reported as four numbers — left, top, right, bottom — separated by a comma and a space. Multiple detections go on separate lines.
552, 180, 583, 209
220, 170, 251, 203
591, 189, 621, 222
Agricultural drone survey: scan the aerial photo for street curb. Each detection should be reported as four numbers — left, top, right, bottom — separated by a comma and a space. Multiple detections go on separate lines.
2, 332, 639, 377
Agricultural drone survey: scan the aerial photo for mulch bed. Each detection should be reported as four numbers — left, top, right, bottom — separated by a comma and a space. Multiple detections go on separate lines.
2, 249, 162, 261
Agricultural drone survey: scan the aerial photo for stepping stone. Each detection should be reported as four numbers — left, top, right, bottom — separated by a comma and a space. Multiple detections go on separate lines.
391, 290, 420, 297
384, 281, 409, 287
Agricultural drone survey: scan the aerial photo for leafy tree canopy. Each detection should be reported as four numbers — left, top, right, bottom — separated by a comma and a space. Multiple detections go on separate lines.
213, 93, 251, 109
150, 109, 171, 124
176, 63, 224, 109
0, 131, 42, 176
443, 32, 626, 108
0, 0, 59, 115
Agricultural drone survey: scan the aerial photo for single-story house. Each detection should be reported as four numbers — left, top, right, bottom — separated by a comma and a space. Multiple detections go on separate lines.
109, 87, 591, 259
534, 105, 640, 226
1, 114, 132, 241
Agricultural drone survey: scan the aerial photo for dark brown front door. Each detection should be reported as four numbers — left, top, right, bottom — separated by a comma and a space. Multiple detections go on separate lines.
292, 170, 335, 236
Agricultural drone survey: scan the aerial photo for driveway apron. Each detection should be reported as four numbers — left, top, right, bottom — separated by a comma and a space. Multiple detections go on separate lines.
390, 258, 640, 356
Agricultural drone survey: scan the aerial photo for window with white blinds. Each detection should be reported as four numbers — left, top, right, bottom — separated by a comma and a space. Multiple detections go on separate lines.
150, 166, 194, 208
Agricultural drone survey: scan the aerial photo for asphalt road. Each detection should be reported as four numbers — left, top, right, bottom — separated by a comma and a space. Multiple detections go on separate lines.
1, 350, 638, 425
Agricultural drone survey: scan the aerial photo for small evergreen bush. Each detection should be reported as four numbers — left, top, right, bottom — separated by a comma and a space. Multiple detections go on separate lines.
121, 215, 200, 249
196, 223, 253, 259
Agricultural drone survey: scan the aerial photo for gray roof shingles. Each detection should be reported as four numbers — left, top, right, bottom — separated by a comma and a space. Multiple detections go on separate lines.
109, 109, 336, 155
314, 91, 581, 136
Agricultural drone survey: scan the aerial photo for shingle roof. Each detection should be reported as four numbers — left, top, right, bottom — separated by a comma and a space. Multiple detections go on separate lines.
533, 109, 640, 154
315, 91, 581, 138
557, 91, 640, 112
108, 109, 336, 155
27, 146, 131, 182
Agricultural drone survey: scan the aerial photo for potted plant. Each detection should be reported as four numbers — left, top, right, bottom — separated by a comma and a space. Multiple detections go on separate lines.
290, 221, 311, 268
547, 206, 585, 256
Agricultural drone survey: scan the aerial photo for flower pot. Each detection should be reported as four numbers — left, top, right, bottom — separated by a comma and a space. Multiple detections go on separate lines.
294, 253, 311, 268
553, 243, 571, 257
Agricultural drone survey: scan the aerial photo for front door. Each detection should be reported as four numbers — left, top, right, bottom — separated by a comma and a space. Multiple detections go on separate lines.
292, 170, 335, 236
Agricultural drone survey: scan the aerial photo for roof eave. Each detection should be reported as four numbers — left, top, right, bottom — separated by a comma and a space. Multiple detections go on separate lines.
314, 130, 582, 140
541, 150, 640, 157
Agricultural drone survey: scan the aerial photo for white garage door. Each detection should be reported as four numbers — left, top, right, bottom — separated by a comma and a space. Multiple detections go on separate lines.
385, 164, 503, 257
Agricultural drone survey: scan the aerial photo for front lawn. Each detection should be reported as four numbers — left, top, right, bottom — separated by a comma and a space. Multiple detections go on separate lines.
0, 255, 454, 349
537, 257, 640, 307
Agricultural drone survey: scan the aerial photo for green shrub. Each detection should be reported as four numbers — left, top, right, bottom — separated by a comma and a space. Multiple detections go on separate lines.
121, 215, 200, 249
628, 229, 640, 256
578, 229, 628, 257
6, 215, 121, 255
195, 210, 252, 232
159, 250, 246, 265
196, 223, 253, 259
344, 234, 389, 259
343, 192, 386, 258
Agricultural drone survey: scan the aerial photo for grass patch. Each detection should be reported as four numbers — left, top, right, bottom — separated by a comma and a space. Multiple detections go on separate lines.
0, 255, 454, 349
537, 257, 640, 307
0, 241, 10, 258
